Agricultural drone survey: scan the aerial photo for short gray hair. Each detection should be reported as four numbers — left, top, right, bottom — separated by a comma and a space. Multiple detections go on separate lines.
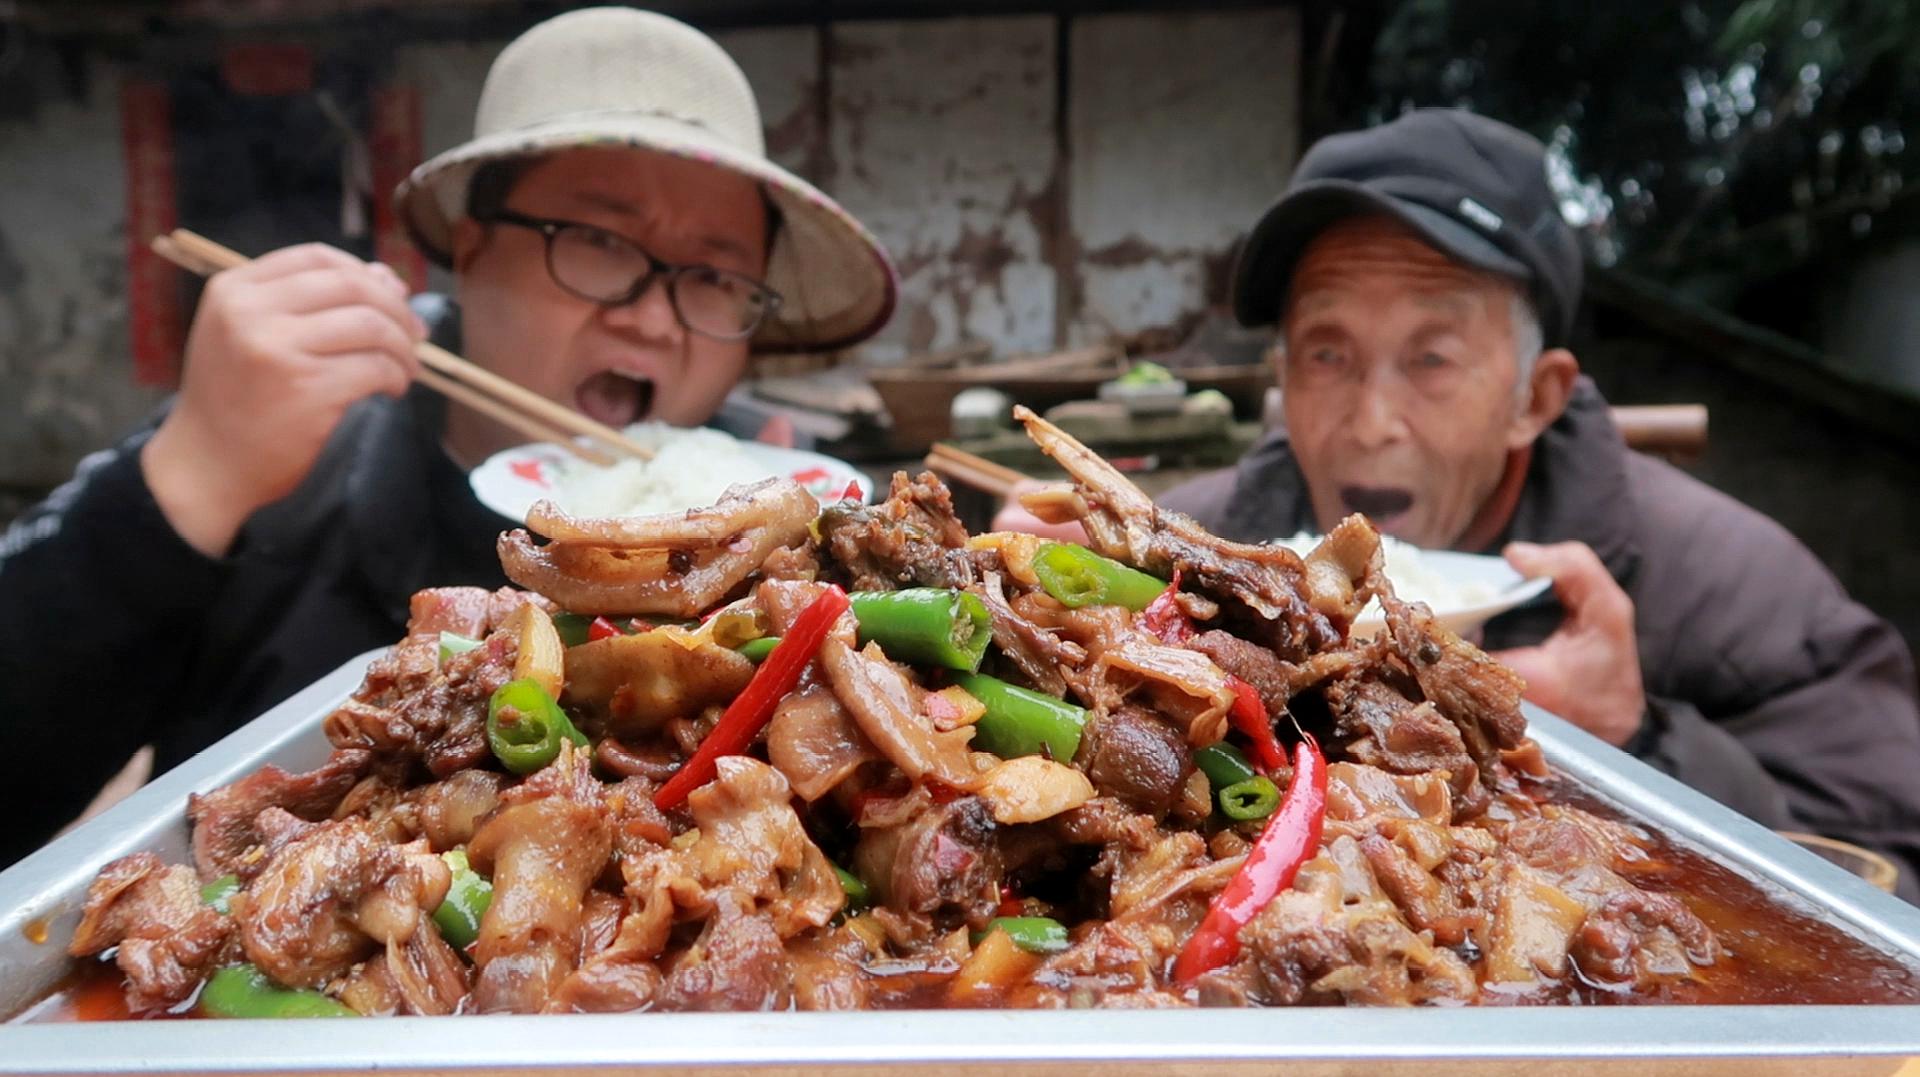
1510, 290, 1543, 404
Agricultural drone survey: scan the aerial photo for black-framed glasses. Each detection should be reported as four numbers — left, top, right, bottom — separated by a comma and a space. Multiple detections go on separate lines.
483, 209, 781, 341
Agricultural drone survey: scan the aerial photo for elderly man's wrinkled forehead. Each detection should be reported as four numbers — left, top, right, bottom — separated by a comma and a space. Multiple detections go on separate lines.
1283, 214, 1521, 325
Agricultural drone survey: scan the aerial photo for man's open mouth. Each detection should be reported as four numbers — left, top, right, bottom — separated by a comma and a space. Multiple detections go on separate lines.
575, 371, 655, 428
1339, 485, 1414, 521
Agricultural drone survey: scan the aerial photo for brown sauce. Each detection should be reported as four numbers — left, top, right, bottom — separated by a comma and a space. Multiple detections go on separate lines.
13, 960, 198, 1023
1532, 777, 1920, 1006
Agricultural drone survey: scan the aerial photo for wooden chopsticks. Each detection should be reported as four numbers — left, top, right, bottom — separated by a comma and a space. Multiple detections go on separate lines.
150, 229, 655, 467
923, 441, 1031, 499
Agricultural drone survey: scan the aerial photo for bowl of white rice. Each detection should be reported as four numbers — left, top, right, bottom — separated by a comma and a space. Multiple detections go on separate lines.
471, 423, 871, 523
1272, 532, 1552, 640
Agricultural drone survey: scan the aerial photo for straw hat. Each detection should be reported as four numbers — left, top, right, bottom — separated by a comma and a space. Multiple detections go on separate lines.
395, 7, 897, 352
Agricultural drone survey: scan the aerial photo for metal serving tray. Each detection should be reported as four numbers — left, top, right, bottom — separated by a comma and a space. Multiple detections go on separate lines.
1, 650, 1917, 1076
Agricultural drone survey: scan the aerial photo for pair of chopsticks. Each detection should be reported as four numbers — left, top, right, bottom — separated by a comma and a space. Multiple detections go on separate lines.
149, 229, 654, 467
923, 441, 1031, 498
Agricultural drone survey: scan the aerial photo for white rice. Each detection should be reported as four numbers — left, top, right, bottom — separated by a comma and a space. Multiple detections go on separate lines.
551, 423, 771, 518
1273, 531, 1502, 617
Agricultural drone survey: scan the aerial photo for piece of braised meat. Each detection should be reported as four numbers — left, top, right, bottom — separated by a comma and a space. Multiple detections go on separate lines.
68, 852, 234, 1011
466, 742, 614, 1014
818, 471, 979, 591
234, 810, 450, 990
187, 747, 372, 879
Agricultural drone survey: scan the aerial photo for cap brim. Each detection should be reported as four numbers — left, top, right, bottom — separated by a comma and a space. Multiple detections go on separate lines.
394, 113, 897, 354
1232, 180, 1530, 328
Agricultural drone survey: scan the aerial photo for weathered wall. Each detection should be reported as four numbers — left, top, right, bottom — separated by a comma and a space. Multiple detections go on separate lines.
828, 16, 1062, 359
714, 25, 823, 180
1, 8, 1302, 507
1067, 10, 1299, 343
0, 53, 166, 500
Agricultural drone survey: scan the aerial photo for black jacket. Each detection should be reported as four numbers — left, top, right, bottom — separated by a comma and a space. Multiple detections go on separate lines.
1160, 378, 1920, 902
0, 386, 512, 867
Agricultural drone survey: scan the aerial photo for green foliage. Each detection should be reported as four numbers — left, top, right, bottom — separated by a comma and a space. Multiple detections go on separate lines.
1364, 0, 1920, 291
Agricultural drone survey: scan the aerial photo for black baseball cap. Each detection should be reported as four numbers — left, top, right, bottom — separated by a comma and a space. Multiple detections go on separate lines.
1233, 108, 1584, 346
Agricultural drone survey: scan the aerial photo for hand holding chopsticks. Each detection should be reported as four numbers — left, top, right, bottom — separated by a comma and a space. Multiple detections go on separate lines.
150, 229, 653, 467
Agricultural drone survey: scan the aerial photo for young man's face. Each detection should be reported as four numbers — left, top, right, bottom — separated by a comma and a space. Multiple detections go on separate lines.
1280, 215, 1542, 549
447, 146, 769, 462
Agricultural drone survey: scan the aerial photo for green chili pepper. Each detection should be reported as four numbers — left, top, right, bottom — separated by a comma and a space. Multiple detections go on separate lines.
550, 612, 595, 647
850, 589, 992, 672
199, 964, 358, 1019
976, 916, 1071, 954
431, 850, 493, 954
835, 865, 870, 911
737, 636, 781, 664
200, 874, 241, 915
1194, 742, 1258, 792
953, 673, 1086, 762
438, 632, 481, 664
486, 678, 588, 775
1218, 776, 1281, 821
1031, 543, 1168, 611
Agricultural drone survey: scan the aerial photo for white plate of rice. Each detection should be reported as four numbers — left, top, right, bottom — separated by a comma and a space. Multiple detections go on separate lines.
471, 423, 871, 523
1272, 532, 1552, 640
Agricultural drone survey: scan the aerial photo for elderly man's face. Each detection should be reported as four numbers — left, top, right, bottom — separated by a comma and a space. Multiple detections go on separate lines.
1281, 215, 1546, 549
447, 146, 768, 463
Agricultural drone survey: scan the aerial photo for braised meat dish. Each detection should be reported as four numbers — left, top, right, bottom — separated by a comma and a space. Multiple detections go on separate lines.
47, 409, 1920, 1018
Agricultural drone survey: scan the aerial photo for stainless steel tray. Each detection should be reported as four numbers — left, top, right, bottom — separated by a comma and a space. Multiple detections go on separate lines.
2, 649, 1918, 1076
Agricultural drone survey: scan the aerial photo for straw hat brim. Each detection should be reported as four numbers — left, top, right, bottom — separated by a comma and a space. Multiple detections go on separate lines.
395, 112, 896, 354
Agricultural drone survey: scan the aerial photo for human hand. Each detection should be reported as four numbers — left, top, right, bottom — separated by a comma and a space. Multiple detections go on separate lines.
1489, 540, 1646, 747
142, 245, 426, 557
989, 479, 1089, 542
754, 414, 796, 448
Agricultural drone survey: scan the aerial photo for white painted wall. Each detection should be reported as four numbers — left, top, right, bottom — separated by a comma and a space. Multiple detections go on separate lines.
828, 16, 1062, 360
1068, 9, 1300, 342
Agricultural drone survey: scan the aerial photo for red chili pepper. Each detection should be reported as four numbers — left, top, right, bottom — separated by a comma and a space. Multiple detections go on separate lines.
1138, 569, 1194, 645
1173, 735, 1327, 983
654, 585, 851, 810
1225, 675, 1286, 774
587, 615, 627, 642
841, 479, 864, 501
